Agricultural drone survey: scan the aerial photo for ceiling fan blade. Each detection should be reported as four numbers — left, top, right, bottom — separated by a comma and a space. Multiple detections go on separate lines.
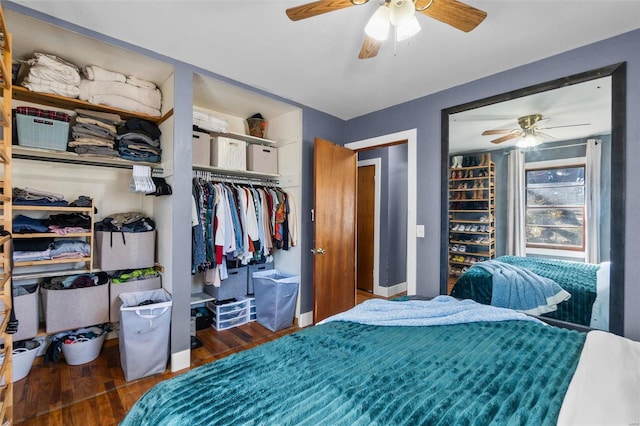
537, 123, 591, 130
286, 0, 358, 21
482, 129, 516, 136
491, 133, 521, 144
358, 36, 381, 59
536, 131, 555, 140
417, 0, 487, 32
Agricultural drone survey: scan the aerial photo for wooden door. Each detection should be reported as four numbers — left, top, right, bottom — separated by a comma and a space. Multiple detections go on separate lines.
357, 165, 375, 292
313, 138, 357, 323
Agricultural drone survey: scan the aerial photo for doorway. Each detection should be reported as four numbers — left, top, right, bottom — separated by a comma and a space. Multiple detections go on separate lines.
346, 129, 417, 297
357, 160, 380, 293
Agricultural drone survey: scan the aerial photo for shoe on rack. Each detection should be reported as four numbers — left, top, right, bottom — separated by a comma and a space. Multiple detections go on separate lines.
479, 216, 489, 222
451, 244, 459, 252
458, 245, 466, 252
470, 225, 478, 232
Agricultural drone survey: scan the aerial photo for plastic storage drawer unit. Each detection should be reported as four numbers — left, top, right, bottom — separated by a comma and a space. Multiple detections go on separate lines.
207, 297, 253, 331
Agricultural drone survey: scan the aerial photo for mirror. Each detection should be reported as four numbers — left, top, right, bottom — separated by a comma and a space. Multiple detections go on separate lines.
440, 63, 626, 334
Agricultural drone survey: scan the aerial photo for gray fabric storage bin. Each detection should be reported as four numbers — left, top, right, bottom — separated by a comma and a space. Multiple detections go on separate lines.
204, 266, 248, 300
253, 269, 299, 331
41, 283, 109, 334
12, 284, 39, 341
96, 230, 156, 271
119, 288, 172, 381
247, 263, 274, 295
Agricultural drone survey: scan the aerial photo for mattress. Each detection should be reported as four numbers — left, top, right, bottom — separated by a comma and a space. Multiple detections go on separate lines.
122, 302, 585, 425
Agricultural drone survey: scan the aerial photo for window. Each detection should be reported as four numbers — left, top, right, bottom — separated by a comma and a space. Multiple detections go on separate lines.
525, 164, 585, 251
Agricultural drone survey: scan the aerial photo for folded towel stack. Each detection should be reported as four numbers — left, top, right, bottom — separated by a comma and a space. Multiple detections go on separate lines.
116, 117, 162, 163
80, 65, 162, 117
193, 106, 228, 133
69, 108, 122, 158
20, 53, 82, 98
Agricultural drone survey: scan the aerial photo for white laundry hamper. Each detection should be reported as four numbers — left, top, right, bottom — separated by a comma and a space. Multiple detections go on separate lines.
118, 288, 172, 381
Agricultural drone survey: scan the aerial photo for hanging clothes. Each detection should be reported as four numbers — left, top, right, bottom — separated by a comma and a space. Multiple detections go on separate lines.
190, 177, 296, 275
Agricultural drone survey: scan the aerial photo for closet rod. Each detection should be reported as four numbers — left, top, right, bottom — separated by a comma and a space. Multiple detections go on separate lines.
193, 170, 279, 186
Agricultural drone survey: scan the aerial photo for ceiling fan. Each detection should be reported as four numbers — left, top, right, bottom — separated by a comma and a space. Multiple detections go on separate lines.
285, 0, 487, 59
482, 114, 591, 147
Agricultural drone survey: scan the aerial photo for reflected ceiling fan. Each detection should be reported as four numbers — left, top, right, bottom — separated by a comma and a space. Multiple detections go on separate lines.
285, 0, 487, 59
482, 114, 591, 148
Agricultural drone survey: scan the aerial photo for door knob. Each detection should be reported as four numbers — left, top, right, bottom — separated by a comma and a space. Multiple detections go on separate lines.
311, 247, 326, 255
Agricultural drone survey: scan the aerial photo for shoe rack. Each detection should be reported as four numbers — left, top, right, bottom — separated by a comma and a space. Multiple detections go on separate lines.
448, 153, 495, 278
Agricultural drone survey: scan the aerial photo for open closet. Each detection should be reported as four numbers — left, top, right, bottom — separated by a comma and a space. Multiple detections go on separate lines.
188, 73, 302, 351
0, 2, 304, 384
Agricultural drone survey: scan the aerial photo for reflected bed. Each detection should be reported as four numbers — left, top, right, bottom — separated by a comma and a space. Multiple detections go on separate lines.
450, 256, 610, 329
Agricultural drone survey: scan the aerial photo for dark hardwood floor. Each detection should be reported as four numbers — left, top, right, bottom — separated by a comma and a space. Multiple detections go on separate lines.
13, 290, 397, 425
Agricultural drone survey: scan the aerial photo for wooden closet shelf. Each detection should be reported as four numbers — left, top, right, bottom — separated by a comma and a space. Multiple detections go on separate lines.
12, 268, 92, 281
13, 86, 173, 124
13, 232, 92, 239
12, 146, 162, 170
209, 130, 277, 146
0, 194, 10, 203
14, 257, 91, 267
13, 205, 92, 213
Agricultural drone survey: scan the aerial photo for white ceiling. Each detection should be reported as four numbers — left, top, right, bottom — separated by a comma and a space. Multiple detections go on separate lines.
449, 76, 612, 153
10, 0, 640, 123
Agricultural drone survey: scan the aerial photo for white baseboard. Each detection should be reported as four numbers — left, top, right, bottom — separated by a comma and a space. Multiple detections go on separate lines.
298, 311, 313, 327
377, 281, 407, 298
170, 349, 190, 372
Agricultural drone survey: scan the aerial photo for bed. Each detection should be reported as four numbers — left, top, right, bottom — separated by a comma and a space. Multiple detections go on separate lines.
121, 296, 639, 426
450, 256, 610, 328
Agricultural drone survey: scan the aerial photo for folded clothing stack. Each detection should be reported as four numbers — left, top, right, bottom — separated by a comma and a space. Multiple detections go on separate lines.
12, 186, 68, 207
69, 108, 122, 158
193, 106, 228, 132
116, 117, 162, 163
20, 53, 82, 98
80, 65, 162, 117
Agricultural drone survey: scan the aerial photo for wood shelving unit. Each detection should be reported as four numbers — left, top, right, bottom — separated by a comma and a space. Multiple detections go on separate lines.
12, 203, 94, 272
0, 2, 13, 421
448, 158, 496, 279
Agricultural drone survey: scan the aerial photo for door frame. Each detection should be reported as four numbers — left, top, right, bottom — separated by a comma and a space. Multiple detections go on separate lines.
345, 129, 417, 296
357, 158, 381, 295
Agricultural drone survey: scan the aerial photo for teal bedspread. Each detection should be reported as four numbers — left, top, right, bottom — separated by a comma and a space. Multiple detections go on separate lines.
122, 316, 585, 425
451, 256, 599, 326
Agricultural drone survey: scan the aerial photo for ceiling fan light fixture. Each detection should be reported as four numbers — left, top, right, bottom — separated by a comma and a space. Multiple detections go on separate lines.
389, 0, 416, 26
396, 15, 421, 41
365, 5, 391, 41
517, 131, 538, 148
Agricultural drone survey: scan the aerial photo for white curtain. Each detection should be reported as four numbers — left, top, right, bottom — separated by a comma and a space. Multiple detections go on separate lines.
585, 139, 601, 264
506, 149, 526, 256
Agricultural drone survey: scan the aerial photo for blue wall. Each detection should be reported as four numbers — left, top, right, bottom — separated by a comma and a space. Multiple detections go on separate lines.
300, 107, 345, 312
357, 144, 408, 287
345, 29, 640, 340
